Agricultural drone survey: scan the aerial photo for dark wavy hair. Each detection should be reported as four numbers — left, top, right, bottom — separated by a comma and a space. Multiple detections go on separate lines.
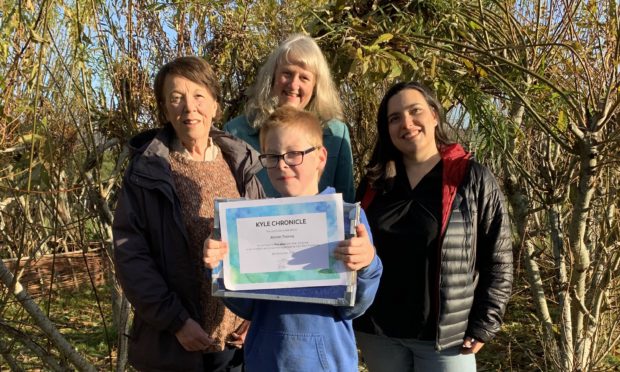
366, 81, 453, 191
153, 56, 221, 127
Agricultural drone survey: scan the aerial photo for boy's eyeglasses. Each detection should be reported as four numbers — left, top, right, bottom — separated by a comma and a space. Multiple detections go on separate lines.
259, 147, 317, 169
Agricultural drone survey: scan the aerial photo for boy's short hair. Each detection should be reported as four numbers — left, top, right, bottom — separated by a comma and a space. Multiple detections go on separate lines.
259, 106, 324, 151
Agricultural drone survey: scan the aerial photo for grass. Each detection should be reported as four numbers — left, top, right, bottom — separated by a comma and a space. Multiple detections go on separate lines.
51, 284, 116, 369
2, 280, 620, 371
1, 283, 116, 370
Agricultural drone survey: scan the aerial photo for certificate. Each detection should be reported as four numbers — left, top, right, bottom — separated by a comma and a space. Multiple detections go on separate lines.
218, 194, 346, 291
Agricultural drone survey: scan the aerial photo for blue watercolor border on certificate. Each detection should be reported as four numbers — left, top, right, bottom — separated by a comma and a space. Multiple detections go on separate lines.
225, 200, 341, 285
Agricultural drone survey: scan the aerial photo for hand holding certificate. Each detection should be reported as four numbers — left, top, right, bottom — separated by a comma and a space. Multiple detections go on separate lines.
218, 193, 348, 291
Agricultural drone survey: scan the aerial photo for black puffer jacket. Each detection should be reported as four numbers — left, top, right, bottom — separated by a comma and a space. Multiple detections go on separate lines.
436, 143, 513, 350
357, 143, 513, 351
113, 126, 264, 371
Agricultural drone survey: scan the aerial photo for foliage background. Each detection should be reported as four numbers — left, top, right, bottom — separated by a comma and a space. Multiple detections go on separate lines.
1, 0, 619, 370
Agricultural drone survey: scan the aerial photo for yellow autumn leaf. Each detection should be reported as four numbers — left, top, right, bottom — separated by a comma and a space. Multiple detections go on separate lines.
372, 33, 394, 45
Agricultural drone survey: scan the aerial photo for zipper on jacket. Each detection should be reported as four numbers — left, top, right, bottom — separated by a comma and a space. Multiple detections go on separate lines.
435, 191, 461, 351
435, 232, 444, 351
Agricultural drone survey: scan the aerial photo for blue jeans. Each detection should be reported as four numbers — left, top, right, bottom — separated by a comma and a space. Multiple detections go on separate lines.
356, 331, 476, 372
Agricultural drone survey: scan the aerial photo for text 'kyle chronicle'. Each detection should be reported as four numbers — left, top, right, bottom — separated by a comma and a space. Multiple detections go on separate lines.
256, 218, 308, 228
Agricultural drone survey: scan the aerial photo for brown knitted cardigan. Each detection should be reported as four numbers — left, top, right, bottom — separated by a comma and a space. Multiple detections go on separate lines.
169, 150, 243, 352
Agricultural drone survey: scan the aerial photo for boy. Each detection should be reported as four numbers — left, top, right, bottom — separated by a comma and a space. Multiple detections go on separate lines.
204, 106, 382, 371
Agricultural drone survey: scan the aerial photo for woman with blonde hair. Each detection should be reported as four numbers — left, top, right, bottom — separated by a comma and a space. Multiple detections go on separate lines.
224, 33, 355, 202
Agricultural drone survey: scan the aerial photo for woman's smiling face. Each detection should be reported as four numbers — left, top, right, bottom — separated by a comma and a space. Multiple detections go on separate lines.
387, 88, 438, 158
162, 74, 218, 149
272, 60, 316, 110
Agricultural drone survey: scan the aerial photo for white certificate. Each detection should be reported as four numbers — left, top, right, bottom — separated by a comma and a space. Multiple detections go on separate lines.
218, 193, 346, 290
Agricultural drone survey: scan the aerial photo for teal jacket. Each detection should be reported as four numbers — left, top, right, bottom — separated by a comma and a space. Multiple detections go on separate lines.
224, 115, 355, 202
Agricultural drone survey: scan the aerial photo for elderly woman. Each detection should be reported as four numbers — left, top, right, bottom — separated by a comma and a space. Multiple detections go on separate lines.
224, 33, 355, 202
113, 56, 264, 371
354, 82, 513, 372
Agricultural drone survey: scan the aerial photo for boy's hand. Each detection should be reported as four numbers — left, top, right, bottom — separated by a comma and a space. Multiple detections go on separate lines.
203, 238, 228, 269
334, 224, 375, 271
226, 320, 250, 349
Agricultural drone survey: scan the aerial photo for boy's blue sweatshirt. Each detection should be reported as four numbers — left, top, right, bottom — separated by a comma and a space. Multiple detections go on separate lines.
224, 188, 383, 372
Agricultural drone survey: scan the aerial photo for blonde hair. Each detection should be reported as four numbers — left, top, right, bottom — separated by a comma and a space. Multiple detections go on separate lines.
245, 34, 343, 129
259, 106, 324, 151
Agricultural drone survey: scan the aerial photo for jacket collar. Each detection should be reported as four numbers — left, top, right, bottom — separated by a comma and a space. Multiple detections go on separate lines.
127, 126, 263, 183
211, 128, 263, 177
439, 143, 472, 235
440, 143, 469, 162
127, 127, 173, 181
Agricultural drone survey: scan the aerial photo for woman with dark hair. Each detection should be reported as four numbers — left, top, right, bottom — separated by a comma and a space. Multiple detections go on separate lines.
113, 56, 264, 371
354, 81, 513, 371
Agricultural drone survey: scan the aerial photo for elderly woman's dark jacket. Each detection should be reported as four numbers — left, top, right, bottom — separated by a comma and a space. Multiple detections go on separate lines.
357, 143, 513, 351
113, 126, 264, 371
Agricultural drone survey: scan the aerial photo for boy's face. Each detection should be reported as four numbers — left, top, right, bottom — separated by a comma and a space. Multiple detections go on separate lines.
262, 126, 327, 197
